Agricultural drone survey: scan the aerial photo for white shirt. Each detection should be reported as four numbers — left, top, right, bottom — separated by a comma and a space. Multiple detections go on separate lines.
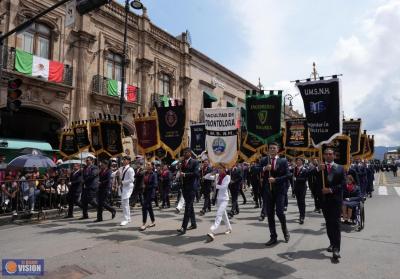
215, 174, 231, 201
119, 165, 135, 200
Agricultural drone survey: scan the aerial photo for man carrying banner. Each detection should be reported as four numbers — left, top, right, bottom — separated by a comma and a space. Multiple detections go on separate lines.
177, 147, 199, 235
318, 148, 346, 259
293, 158, 309, 224
262, 142, 291, 246
199, 159, 214, 216
80, 155, 99, 220
119, 156, 135, 226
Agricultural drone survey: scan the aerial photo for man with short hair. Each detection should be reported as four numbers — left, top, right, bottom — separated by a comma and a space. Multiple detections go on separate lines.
119, 156, 135, 226
262, 142, 291, 246
80, 156, 99, 219
293, 158, 309, 224
319, 148, 345, 260
177, 148, 199, 235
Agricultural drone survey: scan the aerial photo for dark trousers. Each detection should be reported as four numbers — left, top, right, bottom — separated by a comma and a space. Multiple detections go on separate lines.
294, 184, 307, 219
229, 186, 240, 215
181, 190, 196, 229
81, 191, 98, 218
97, 189, 115, 220
309, 184, 321, 210
266, 192, 287, 239
131, 188, 143, 207
284, 184, 289, 208
142, 198, 155, 224
261, 185, 267, 217
202, 186, 211, 212
67, 192, 82, 217
162, 186, 170, 207
322, 200, 341, 250
240, 188, 247, 203
252, 183, 262, 206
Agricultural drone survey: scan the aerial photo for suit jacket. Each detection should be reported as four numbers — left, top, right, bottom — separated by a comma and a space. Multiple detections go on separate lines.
249, 164, 262, 187
143, 172, 157, 201
69, 169, 82, 195
319, 162, 345, 203
181, 158, 199, 192
261, 156, 291, 195
83, 165, 99, 193
99, 168, 112, 191
229, 167, 242, 191
293, 166, 309, 189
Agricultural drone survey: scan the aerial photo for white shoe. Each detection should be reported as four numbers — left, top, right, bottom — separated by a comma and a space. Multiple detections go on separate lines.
207, 233, 215, 241
225, 229, 232, 235
120, 220, 129, 226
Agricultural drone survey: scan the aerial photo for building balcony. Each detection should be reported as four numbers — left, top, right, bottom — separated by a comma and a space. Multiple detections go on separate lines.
91, 74, 141, 107
2, 47, 73, 87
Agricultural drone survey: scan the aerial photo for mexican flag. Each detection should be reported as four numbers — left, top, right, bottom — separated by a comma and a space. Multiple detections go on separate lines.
107, 79, 138, 103
15, 49, 64, 83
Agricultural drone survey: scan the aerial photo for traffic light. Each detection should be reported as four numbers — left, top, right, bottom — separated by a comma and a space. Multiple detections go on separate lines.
76, 0, 112, 15
7, 78, 22, 111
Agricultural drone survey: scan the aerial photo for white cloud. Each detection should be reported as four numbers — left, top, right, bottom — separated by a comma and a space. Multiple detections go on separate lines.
227, 0, 400, 146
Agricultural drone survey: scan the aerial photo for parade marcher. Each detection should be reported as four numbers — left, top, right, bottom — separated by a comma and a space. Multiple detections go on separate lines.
249, 161, 262, 209
132, 163, 144, 207
239, 163, 247, 205
318, 148, 346, 260
177, 148, 199, 235
342, 174, 361, 224
262, 142, 291, 246
160, 165, 171, 209
65, 163, 82, 218
199, 159, 213, 216
207, 164, 232, 241
110, 159, 121, 203
95, 160, 116, 222
366, 162, 375, 197
119, 156, 135, 226
228, 163, 242, 218
308, 159, 322, 213
293, 158, 309, 224
80, 155, 99, 219
140, 162, 157, 231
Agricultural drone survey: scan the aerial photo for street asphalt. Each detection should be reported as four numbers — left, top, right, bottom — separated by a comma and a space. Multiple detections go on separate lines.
0, 171, 399, 279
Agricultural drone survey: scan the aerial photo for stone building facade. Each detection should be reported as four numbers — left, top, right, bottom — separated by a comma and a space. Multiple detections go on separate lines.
0, 0, 272, 150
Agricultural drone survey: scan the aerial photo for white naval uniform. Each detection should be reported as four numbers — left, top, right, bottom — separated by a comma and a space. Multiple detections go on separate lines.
119, 165, 135, 223
210, 174, 232, 233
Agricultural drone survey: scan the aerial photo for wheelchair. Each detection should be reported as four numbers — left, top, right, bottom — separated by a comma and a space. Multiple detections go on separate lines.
345, 196, 366, 231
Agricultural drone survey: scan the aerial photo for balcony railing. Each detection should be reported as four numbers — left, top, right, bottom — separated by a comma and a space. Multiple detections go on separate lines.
2, 47, 73, 86
91, 74, 141, 105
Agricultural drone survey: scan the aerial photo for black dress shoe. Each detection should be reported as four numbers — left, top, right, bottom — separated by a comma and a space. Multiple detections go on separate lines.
332, 249, 341, 259
177, 228, 186, 235
79, 216, 89, 220
258, 216, 265, 221
199, 210, 205, 216
187, 225, 197, 230
284, 207, 287, 212
242, 200, 247, 205
254, 205, 259, 209
111, 210, 116, 219
299, 218, 304, 225
265, 238, 278, 246
284, 232, 290, 243
327, 245, 333, 252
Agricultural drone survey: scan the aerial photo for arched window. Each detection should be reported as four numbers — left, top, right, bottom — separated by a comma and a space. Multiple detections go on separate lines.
159, 73, 171, 96
20, 22, 52, 59
106, 52, 123, 81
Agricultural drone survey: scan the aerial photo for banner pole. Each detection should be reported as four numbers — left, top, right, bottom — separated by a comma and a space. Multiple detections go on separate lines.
319, 148, 326, 189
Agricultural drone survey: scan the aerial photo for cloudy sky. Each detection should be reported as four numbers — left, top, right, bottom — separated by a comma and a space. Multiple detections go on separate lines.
127, 0, 400, 147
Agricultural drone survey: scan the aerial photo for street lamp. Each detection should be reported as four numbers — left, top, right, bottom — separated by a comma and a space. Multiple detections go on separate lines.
283, 93, 293, 119
119, 0, 144, 116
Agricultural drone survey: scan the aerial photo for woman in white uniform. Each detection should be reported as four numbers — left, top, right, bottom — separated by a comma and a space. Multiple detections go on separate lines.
119, 156, 135, 226
207, 164, 232, 241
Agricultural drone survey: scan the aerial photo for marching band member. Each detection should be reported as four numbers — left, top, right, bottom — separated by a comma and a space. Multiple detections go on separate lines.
207, 163, 232, 241
119, 156, 135, 226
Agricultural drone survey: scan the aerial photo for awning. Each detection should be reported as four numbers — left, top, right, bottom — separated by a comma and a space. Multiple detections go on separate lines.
203, 91, 218, 102
227, 101, 236, 107
0, 138, 54, 151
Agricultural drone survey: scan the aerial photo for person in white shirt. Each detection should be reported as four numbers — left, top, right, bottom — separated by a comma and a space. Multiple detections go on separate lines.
119, 156, 135, 226
207, 164, 232, 241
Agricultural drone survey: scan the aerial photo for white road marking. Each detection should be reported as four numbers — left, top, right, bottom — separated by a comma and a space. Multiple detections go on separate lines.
394, 187, 400, 197
378, 186, 388, 195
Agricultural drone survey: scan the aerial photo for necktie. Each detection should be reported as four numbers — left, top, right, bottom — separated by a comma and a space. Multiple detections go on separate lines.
327, 164, 332, 174
271, 158, 275, 171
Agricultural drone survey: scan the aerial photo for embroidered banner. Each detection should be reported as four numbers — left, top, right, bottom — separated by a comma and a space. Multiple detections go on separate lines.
296, 78, 341, 147
204, 107, 238, 167
100, 121, 124, 157
343, 119, 362, 154
134, 114, 160, 154
284, 118, 310, 150
59, 130, 78, 158
190, 123, 206, 156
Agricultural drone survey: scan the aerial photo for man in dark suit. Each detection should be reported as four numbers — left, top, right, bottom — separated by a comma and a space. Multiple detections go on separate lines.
65, 163, 82, 218
177, 148, 199, 235
200, 159, 213, 216
249, 161, 262, 209
308, 159, 322, 213
80, 155, 99, 219
319, 148, 346, 260
293, 158, 309, 224
228, 163, 242, 218
262, 142, 291, 246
